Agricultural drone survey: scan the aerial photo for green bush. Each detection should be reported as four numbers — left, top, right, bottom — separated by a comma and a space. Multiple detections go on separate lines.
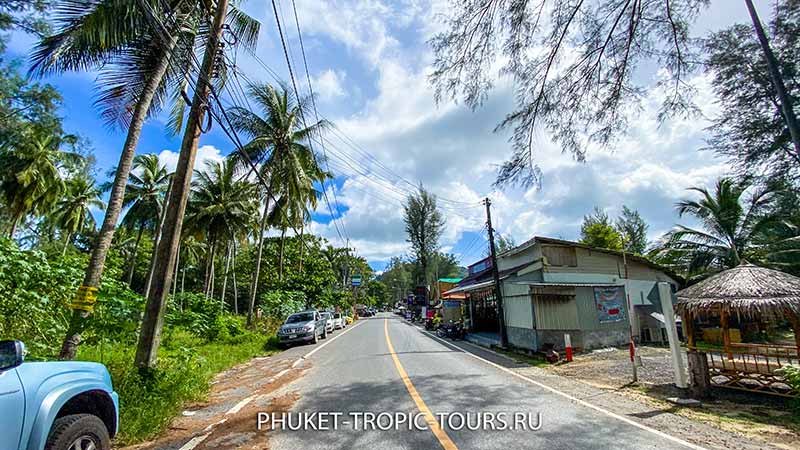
778, 364, 800, 391
259, 290, 306, 319
0, 238, 145, 355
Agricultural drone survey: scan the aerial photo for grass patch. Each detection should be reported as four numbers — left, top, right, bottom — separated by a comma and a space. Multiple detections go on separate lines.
78, 328, 281, 445
493, 347, 549, 367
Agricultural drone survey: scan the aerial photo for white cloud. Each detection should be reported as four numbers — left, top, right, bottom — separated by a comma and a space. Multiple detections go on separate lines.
313, 69, 347, 100
157, 145, 225, 174
236, 0, 737, 268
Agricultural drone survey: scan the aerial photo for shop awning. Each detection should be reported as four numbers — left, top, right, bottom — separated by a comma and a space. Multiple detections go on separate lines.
511, 282, 624, 288
443, 280, 495, 295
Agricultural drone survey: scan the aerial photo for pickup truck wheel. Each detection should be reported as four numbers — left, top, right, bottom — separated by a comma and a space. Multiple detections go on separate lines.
311, 330, 318, 344
45, 414, 110, 450
322, 328, 328, 339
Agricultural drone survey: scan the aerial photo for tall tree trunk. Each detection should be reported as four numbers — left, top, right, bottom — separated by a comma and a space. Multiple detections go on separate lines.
62, 233, 72, 256
247, 197, 270, 327
204, 237, 216, 298
232, 239, 238, 315
127, 221, 145, 286
59, 32, 178, 360
221, 242, 231, 311
8, 211, 21, 238
278, 227, 286, 281
298, 222, 305, 272
172, 242, 180, 299
745, 0, 800, 158
135, 0, 230, 368
145, 179, 173, 296
181, 264, 186, 295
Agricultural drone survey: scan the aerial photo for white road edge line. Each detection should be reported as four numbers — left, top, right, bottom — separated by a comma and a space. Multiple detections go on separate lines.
178, 322, 366, 450
420, 329, 708, 450
300, 320, 365, 360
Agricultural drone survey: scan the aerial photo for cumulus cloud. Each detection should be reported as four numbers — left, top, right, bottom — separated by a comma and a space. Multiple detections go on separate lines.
313, 69, 347, 100
157, 145, 225, 174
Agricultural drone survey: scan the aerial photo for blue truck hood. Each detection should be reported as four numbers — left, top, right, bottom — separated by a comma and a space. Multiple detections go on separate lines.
16, 361, 113, 390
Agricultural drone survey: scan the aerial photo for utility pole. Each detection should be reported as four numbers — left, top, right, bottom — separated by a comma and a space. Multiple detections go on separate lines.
484, 198, 508, 348
621, 248, 638, 383
134, 0, 230, 370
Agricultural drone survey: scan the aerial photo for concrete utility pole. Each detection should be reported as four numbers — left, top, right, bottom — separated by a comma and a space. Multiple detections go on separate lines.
484, 198, 508, 348
134, 0, 230, 370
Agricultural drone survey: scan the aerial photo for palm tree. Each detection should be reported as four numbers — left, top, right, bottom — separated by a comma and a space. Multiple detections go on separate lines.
53, 175, 106, 254
185, 158, 257, 300
121, 154, 170, 286
228, 82, 329, 326
656, 178, 781, 280
31, 0, 260, 360
0, 134, 83, 237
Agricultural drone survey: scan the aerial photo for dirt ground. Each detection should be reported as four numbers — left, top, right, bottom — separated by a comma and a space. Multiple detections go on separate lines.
545, 345, 800, 449
122, 352, 308, 450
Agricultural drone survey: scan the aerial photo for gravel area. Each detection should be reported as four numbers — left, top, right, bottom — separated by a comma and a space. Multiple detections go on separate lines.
537, 345, 800, 450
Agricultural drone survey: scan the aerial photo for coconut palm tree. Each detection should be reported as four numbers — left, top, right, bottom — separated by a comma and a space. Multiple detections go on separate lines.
227, 82, 329, 325
656, 178, 782, 280
185, 158, 257, 299
120, 154, 170, 286
53, 175, 106, 254
0, 134, 83, 237
31, 0, 260, 360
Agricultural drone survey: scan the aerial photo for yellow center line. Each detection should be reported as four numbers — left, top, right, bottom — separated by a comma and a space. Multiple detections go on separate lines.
384, 318, 459, 450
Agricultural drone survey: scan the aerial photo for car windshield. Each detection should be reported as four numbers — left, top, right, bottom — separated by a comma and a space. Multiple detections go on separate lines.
321, 313, 331, 319
334, 313, 341, 319
286, 313, 314, 324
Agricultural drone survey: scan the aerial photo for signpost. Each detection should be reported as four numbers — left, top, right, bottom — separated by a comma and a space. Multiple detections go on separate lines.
351, 275, 362, 287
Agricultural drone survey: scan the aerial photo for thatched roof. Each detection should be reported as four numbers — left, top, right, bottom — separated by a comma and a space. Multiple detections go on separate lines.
676, 262, 800, 318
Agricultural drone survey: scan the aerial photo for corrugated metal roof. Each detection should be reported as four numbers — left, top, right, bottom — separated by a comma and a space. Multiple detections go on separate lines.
511, 282, 624, 287
443, 280, 495, 294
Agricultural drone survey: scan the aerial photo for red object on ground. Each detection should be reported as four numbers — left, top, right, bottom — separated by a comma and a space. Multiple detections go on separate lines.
629, 339, 636, 362
565, 346, 573, 362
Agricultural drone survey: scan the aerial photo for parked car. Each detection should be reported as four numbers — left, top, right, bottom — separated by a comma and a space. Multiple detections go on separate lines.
277, 310, 328, 347
0, 340, 119, 450
319, 312, 335, 333
332, 312, 345, 329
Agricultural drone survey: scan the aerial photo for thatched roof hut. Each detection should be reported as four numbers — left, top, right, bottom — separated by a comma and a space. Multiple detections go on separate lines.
676, 262, 800, 319
675, 262, 800, 353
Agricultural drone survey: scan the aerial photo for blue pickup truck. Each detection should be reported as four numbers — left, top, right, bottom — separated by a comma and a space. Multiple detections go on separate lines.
0, 340, 119, 450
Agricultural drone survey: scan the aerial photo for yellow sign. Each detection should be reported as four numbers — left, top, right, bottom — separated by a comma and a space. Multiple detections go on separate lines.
69, 285, 99, 312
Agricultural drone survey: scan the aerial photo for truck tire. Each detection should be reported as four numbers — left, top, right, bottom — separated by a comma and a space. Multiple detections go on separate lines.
45, 413, 110, 450
322, 327, 328, 339
311, 329, 318, 344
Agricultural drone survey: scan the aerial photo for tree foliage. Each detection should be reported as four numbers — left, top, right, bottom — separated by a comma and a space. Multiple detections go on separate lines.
615, 205, 648, 254
705, 0, 800, 180
430, 0, 707, 187
404, 186, 444, 285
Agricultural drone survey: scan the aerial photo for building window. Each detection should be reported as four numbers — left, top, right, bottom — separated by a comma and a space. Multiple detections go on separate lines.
542, 245, 577, 267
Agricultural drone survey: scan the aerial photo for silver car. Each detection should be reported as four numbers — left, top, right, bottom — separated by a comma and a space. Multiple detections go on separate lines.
319, 311, 335, 334
332, 312, 345, 329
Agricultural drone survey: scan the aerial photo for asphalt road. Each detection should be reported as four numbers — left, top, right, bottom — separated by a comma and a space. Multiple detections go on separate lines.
268, 313, 702, 450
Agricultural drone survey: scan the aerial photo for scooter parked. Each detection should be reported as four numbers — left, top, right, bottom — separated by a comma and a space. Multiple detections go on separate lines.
437, 320, 466, 340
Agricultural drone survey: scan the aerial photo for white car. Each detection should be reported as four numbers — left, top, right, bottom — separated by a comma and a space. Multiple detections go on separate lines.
320, 311, 335, 333
332, 312, 345, 329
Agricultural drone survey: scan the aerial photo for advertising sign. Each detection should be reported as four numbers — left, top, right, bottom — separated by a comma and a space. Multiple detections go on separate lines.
594, 287, 626, 323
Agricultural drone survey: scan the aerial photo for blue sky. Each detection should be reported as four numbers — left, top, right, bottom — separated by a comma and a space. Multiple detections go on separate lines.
5, 0, 769, 271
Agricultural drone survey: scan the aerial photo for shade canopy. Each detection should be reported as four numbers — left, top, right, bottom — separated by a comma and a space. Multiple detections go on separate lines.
676, 262, 800, 318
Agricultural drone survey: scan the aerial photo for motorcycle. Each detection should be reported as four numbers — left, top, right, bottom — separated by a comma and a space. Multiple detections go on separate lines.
437, 320, 466, 340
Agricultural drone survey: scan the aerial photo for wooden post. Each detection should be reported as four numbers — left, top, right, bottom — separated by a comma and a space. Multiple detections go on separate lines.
787, 309, 800, 359
687, 351, 711, 399
681, 312, 694, 348
720, 309, 732, 360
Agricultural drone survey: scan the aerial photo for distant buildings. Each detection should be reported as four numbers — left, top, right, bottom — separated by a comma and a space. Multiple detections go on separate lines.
445, 236, 681, 351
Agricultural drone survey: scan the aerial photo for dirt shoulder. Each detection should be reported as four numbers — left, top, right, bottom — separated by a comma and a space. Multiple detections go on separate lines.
122, 351, 309, 450
514, 346, 799, 450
